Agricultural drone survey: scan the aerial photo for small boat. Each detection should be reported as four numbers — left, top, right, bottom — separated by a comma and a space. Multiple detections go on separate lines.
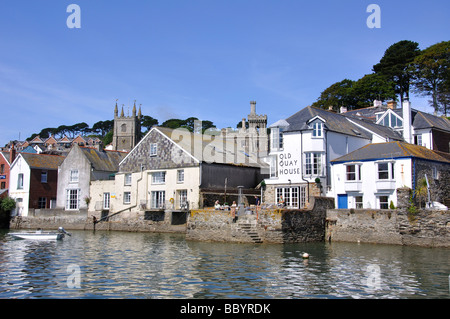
9, 227, 71, 241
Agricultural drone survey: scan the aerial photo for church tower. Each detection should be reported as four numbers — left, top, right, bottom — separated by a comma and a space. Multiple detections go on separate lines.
112, 100, 142, 152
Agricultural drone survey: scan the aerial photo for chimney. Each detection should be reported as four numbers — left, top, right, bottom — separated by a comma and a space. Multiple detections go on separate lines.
387, 100, 397, 109
340, 106, 347, 114
402, 98, 412, 143
250, 101, 256, 115
9, 144, 16, 163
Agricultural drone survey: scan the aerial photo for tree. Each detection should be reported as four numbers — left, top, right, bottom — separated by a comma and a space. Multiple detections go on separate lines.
352, 73, 397, 108
140, 116, 158, 132
373, 40, 421, 103
92, 120, 114, 137
311, 79, 356, 110
412, 41, 450, 115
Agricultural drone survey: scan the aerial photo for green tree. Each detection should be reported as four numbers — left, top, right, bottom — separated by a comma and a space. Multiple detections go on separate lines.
0, 197, 16, 212
373, 40, 421, 103
311, 79, 356, 110
352, 73, 397, 108
140, 116, 158, 132
412, 41, 450, 115
92, 120, 114, 137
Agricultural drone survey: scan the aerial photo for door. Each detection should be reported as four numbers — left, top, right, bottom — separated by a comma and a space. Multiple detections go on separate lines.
337, 194, 348, 209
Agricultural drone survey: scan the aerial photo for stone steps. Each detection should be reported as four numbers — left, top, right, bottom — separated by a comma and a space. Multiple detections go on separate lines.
238, 222, 263, 243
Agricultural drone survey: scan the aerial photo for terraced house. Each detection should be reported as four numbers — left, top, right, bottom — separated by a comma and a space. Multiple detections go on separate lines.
89, 126, 267, 222
263, 104, 402, 209
330, 141, 450, 210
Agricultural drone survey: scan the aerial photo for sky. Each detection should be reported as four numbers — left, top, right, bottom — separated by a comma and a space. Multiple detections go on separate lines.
0, 0, 449, 146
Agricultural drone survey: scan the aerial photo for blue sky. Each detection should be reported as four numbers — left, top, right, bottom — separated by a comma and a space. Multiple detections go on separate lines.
0, 0, 449, 146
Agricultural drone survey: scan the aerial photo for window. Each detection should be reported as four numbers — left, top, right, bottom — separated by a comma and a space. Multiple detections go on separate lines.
312, 122, 323, 137
178, 190, 188, 208
415, 134, 422, 146
1, 182, 5, 189
17, 173, 24, 189
66, 189, 80, 210
379, 196, 389, 209
380, 113, 403, 128
0, 164, 4, 174
121, 124, 127, 132
41, 171, 48, 183
355, 196, 363, 209
346, 164, 361, 181
377, 162, 394, 180
276, 186, 306, 209
305, 153, 322, 176
270, 127, 283, 151
177, 170, 184, 183
152, 171, 166, 184
151, 191, 165, 209
269, 155, 278, 178
70, 170, 79, 183
346, 165, 356, 181
378, 163, 389, 179
124, 173, 132, 185
150, 143, 158, 156
103, 193, 110, 210
38, 197, 46, 209
123, 192, 131, 204
432, 167, 439, 180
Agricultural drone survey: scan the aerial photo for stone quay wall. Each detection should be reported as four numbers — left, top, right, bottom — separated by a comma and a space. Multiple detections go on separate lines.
10, 208, 187, 233
325, 187, 450, 248
326, 208, 450, 247
186, 197, 335, 244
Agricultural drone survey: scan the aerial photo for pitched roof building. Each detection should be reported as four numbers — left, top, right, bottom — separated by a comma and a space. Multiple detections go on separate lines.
330, 141, 450, 210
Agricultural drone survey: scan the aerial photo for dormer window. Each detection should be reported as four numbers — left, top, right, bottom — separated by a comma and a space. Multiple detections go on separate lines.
312, 122, 323, 137
378, 112, 403, 128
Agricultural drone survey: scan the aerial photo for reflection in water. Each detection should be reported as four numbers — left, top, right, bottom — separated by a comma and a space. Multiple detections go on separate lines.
0, 230, 448, 299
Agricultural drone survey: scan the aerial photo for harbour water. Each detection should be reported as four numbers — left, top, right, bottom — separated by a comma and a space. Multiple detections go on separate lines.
0, 229, 449, 299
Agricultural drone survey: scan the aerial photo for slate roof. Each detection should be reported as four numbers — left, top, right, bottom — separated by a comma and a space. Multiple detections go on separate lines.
331, 141, 450, 164
345, 105, 450, 132
80, 147, 127, 172
20, 153, 65, 169
412, 111, 450, 131
273, 106, 402, 140
156, 127, 267, 168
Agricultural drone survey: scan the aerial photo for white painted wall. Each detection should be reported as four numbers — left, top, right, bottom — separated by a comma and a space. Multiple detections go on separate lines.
9, 155, 31, 216
331, 158, 412, 209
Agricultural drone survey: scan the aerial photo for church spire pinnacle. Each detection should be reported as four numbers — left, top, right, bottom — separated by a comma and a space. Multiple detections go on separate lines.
114, 99, 118, 117
132, 100, 137, 117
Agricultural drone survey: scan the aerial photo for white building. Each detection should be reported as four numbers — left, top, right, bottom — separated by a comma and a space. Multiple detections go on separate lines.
264, 105, 403, 208
330, 141, 450, 209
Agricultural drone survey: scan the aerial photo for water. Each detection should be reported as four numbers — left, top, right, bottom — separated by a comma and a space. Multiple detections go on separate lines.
0, 229, 449, 299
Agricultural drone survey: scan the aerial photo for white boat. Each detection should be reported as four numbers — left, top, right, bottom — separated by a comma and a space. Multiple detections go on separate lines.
9, 227, 71, 241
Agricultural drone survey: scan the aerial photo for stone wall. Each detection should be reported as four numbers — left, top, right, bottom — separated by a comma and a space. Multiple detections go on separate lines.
10, 208, 187, 233
326, 208, 450, 247
186, 196, 334, 244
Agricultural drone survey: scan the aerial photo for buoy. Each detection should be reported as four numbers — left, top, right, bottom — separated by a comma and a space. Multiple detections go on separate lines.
302, 253, 309, 259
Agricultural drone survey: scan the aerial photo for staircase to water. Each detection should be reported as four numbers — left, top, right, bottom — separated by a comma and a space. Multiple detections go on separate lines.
237, 222, 263, 244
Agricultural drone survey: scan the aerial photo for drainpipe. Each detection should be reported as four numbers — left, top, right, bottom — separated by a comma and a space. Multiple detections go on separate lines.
301, 131, 310, 205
